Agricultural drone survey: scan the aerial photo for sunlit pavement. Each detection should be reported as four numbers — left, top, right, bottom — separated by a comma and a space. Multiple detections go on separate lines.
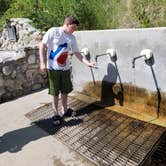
0, 89, 94, 166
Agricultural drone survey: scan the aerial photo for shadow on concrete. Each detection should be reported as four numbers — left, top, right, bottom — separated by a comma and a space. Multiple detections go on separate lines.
101, 63, 124, 107
0, 118, 83, 154
0, 125, 47, 153
1, 100, 103, 154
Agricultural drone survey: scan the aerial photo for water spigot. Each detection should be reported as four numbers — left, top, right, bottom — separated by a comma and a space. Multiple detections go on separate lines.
132, 49, 153, 68
131, 55, 144, 68
132, 58, 136, 68
95, 48, 116, 62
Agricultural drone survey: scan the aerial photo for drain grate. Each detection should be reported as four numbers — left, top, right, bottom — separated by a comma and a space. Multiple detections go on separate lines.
25, 97, 166, 166
151, 133, 166, 165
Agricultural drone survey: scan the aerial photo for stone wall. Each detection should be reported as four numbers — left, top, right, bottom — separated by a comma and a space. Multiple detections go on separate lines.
0, 18, 42, 50
0, 18, 47, 103
0, 47, 48, 103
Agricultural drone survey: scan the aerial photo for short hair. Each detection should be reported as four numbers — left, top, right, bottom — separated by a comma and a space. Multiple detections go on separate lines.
64, 16, 79, 26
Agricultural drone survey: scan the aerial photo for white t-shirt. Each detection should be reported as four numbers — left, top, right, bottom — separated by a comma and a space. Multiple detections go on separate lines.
42, 27, 79, 70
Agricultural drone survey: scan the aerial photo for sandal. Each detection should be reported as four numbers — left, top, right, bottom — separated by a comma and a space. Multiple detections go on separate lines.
63, 108, 75, 117
52, 115, 63, 126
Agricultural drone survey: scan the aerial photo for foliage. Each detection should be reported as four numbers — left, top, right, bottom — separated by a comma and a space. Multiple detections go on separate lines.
131, 0, 166, 27
0, 0, 14, 17
0, 0, 34, 29
0, 0, 166, 30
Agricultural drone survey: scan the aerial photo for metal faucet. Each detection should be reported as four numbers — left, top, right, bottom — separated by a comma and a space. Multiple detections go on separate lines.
95, 48, 117, 64
132, 55, 144, 68
132, 49, 153, 68
95, 53, 108, 63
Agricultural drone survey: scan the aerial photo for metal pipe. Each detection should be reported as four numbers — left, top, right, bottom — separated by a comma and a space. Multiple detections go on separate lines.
95, 53, 108, 63
132, 55, 144, 68
132, 49, 153, 68
132, 49, 160, 118
80, 47, 96, 85
150, 65, 161, 118
95, 49, 117, 63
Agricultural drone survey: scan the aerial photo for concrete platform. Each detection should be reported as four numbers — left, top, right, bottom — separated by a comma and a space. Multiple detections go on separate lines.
0, 89, 165, 166
0, 89, 94, 166
25, 96, 166, 166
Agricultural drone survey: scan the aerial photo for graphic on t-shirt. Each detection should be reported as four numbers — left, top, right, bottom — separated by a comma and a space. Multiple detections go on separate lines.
57, 52, 68, 66
49, 43, 67, 60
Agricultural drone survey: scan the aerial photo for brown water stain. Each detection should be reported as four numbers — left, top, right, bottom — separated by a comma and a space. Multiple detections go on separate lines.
82, 81, 166, 117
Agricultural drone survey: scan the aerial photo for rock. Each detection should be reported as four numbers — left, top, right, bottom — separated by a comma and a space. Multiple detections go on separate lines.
2, 66, 12, 76
11, 70, 17, 78
34, 74, 44, 83
26, 69, 37, 80
0, 88, 6, 96
0, 76, 5, 86
32, 84, 42, 90
5, 79, 15, 91
28, 54, 36, 64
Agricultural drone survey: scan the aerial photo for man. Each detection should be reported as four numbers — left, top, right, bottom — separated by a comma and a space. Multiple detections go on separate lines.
39, 16, 94, 125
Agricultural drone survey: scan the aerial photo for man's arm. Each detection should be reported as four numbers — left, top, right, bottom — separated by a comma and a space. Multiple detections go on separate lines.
39, 42, 47, 72
74, 52, 95, 67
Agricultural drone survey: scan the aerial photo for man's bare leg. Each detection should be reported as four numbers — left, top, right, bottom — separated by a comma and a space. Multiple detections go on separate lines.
61, 93, 68, 115
52, 95, 59, 115
52, 95, 62, 125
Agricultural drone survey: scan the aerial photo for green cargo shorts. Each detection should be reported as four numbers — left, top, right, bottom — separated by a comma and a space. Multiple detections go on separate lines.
48, 70, 73, 96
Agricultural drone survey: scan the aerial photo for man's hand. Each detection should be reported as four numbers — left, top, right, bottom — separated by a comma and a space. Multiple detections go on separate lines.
74, 52, 96, 68
88, 62, 95, 68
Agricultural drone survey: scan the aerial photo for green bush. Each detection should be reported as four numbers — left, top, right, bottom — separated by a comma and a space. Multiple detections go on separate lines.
0, 0, 166, 30
131, 0, 166, 27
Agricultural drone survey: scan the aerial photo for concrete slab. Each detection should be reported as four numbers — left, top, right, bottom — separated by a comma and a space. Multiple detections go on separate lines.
0, 89, 94, 166
25, 96, 166, 166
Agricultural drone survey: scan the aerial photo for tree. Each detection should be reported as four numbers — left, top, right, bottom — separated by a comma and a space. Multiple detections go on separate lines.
0, 0, 14, 17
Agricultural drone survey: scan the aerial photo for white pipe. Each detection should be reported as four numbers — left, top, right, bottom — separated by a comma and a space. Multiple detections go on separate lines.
106, 48, 116, 58
140, 49, 153, 60
80, 47, 90, 56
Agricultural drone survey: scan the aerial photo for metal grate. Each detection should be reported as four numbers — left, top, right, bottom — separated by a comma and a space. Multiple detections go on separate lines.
26, 97, 166, 166
151, 134, 166, 165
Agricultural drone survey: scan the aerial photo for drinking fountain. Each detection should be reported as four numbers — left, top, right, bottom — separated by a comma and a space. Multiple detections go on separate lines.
132, 49, 153, 68
80, 47, 96, 85
95, 48, 117, 64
